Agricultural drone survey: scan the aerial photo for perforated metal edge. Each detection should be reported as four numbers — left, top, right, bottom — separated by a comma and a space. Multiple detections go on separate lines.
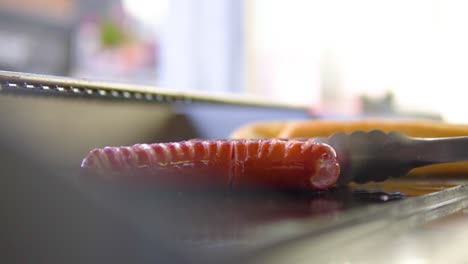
0, 70, 307, 109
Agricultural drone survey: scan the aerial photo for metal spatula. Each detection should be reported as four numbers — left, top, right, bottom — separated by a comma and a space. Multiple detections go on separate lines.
315, 130, 468, 186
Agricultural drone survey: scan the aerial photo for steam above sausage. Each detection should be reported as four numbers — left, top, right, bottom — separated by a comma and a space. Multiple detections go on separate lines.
81, 139, 340, 190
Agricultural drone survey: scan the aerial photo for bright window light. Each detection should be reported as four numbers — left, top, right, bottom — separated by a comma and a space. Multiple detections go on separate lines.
123, 0, 169, 27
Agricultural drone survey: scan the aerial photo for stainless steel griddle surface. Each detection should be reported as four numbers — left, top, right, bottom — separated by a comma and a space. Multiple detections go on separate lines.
3, 71, 468, 263
80, 170, 460, 263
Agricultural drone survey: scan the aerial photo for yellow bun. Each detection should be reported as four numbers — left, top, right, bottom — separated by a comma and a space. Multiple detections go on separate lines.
230, 119, 468, 177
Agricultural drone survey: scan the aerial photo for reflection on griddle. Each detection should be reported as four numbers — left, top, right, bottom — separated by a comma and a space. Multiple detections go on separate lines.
352, 179, 458, 196
85, 178, 408, 243
79, 172, 461, 264
351, 190, 406, 203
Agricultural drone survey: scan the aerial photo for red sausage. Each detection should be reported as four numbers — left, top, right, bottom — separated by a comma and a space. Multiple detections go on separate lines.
81, 139, 340, 190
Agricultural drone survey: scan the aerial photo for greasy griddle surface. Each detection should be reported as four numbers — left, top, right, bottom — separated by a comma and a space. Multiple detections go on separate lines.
80, 172, 457, 262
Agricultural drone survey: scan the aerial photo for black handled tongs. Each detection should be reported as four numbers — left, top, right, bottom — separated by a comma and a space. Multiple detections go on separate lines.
315, 130, 468, 186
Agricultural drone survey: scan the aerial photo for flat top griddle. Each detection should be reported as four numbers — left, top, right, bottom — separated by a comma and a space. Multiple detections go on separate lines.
82, 171, 466, 264
2, 70, 468, 264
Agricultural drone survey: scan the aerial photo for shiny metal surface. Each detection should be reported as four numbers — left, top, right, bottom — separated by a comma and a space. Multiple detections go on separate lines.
0, 70, 306, 109
82, 176, 468, 264
2, 71, 468, 263
318, 130, 468, 185
0, 73, 309, 171
250, 183, 468, 264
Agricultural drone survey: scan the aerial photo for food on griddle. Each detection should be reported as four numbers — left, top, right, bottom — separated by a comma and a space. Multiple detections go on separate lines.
230, 119, 468, 176
81, 139, 340, 190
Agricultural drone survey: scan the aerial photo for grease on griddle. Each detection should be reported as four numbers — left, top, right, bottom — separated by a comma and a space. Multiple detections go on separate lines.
352, 190, 406, 203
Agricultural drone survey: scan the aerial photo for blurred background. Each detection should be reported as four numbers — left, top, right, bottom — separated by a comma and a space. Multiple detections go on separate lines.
1, 0, 467, 121
3, 2, 468, 263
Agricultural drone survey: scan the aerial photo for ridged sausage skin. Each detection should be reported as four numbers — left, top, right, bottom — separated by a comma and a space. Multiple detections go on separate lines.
81, 139, 340, 190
